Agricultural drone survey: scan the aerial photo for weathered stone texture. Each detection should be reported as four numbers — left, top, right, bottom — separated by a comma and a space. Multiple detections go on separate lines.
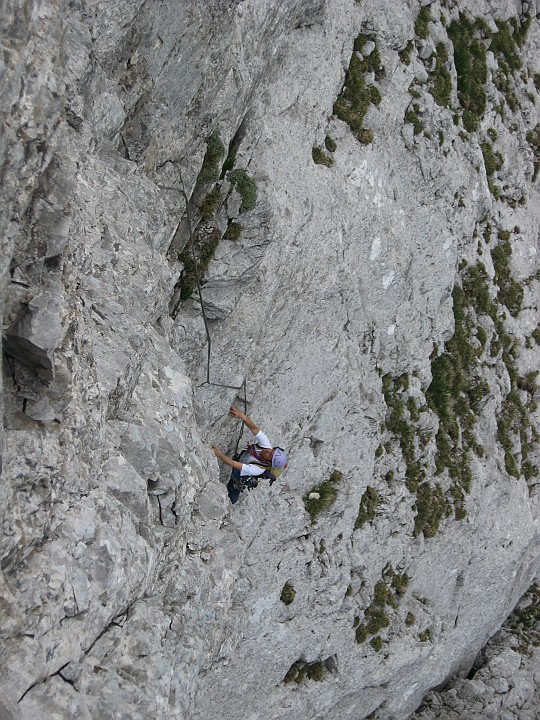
1, 1, 539, 719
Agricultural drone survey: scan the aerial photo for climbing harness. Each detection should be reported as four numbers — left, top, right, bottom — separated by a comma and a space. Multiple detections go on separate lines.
161, 171, 247, 455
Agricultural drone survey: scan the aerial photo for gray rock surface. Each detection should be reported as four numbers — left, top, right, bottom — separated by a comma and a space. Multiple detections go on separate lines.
413, 584, 540, 720
1, 1, 539, 719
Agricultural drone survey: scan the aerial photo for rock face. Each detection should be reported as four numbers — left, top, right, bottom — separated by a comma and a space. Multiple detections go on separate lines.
413, 583, 540, 720
1, 1, 539, 719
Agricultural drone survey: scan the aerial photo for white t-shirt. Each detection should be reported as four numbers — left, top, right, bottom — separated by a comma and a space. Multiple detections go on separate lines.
240, 430, 272, 476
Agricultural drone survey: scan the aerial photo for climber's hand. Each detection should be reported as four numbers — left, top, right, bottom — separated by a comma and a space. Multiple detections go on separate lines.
229, 406, 245, 420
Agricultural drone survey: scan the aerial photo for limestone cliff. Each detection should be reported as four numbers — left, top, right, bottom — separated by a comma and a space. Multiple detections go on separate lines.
1, 1, 539, 719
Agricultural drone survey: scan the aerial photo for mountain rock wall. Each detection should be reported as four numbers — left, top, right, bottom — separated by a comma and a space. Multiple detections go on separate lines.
1, 1, 539, 719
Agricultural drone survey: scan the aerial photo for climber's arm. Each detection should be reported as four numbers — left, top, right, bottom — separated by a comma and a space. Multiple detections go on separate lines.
211, 446, 243, 471
229, 406, 260, 435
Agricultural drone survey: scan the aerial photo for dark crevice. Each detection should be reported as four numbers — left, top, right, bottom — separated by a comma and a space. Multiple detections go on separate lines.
4, 353, 30, 416
171, 499, 179, 525
5, 354, 22, 394
467, 649, 487, 680
220, 113, 249, 178
82, 607, 131, 657
117, 133, 131, 160
71, 583, 79, 615
18, 662, 70, 703
57, 670, 79, 692
156, 494, 165, 526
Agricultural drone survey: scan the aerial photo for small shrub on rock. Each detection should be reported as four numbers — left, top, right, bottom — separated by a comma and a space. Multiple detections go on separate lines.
481, 142, 504, 176
195, 133, 225, 189
228, 169, 257, 213
280, 581, 296, 606
303, 471, 342, 523
312, 146, 333, 167
223, 221, 242, 241
415, 6, 431, 39
355, 486, 381, 529
199, 186, 221, 219
325, 135, 337, 152
283, 660, 325, 684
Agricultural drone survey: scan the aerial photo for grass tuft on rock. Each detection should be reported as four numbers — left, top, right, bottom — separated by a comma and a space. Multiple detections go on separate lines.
431, 42, 452, 107
481, 142, 503, 176
195, 133, 225, 190
199, 186, 221, 220
404, 107, 424, 136
325, 135, 337, 152
333, 34, 383, 143
413, 482, 452, 538
228, 169, 257, 213
178, 228, 220, 301
415, 6, 432, 39
223, 221, 242, 241
448, 15, 488, 132
303, 471, 342, 523
355, 486, 381, 529
491, 236, 523, 317
280, 582, 296, 606
283, 660, 325, 684
312, 146, 333, 167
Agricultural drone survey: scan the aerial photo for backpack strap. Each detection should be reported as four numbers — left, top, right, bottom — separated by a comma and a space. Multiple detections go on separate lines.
245, 443, 267, 463
243, 445, 278, 485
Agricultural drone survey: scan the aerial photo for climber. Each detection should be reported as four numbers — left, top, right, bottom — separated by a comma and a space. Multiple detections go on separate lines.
211, 406, 288, 504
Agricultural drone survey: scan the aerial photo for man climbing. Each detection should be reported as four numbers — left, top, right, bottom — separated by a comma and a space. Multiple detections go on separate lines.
211, 406, 288, 504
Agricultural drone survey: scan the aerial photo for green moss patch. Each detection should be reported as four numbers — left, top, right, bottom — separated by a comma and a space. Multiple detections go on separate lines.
280, 582, 296, 606
283, 660, 325, 684
490, 18, 524, 72
325, 135, 337, 152
382, 374, 424, 493
405, 612, 416, 626
425, 266, 497, 519
404, 106, 424, 136
429, 238, 536, 486
491, 236, 523, 317
415, 6, 432, 39
414, 482, 452, 537
333, 34, 384, 144
195, 133, 225, 190
507, 583, 540, 654
399, 40, 414, 65
448, 15, 488, 131
526, 124, 540, 182
223, 221, 242, 241
430, 42, 452, 107
178, 227, 220, 301
355, 486, 381, 529
303, 470, 342, 523
199, 186, 221, 220
312, 146, 333, 167
228, 169, 257, 213
481, 142, 503, 176
354, 566, 410, 646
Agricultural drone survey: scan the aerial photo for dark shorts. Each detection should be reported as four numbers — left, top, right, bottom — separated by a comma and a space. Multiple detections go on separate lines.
227, 468, 244, 504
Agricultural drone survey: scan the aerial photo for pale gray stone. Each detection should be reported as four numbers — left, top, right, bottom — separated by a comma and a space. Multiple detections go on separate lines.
1, 2, 539, 720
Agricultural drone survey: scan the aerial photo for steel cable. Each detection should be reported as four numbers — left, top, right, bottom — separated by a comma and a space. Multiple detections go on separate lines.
161, 174, 248, 454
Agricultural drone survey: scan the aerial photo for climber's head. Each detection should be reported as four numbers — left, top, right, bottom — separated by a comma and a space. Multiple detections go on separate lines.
271, 447, 288, 469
